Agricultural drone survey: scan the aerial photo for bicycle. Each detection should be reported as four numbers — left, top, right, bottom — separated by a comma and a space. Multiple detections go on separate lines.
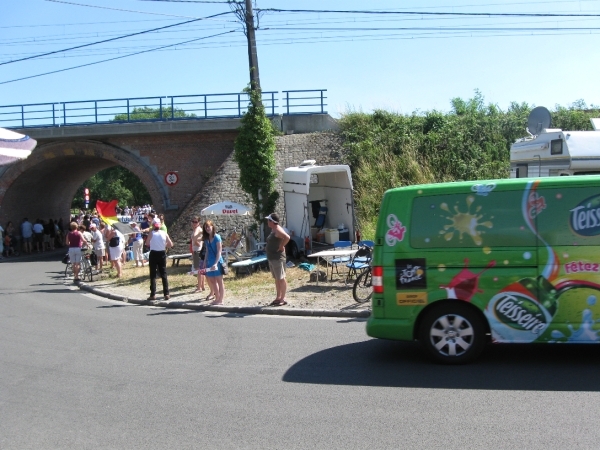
352, 265, 372, 303
64, 251, 94, 282
348, 244, 373, 303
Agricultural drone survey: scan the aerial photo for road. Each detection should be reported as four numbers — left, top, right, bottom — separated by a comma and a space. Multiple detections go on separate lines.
2, 256, 600, 449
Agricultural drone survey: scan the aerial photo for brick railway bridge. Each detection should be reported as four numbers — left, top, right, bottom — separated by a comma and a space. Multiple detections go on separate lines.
0, 90, 337, 226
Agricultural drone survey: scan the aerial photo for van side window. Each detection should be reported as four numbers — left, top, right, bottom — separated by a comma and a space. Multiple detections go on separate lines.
410, 192, 537, 249
536, 187, 600, 246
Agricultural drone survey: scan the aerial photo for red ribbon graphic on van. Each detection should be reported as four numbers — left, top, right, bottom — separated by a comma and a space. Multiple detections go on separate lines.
522, 180, 559, 282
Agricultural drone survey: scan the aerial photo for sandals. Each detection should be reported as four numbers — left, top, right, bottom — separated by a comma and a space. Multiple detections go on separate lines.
269, 299, 288, 307
206, 294, 215, 301
147, 295, 156, 301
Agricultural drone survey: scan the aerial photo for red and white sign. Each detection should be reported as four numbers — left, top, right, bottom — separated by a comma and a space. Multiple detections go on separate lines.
164, 171, 179, 186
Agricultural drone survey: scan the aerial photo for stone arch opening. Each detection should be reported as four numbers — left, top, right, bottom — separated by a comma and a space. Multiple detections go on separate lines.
0, 140, 170, 226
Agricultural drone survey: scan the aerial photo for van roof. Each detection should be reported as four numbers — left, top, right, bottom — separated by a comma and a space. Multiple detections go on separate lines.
384, 175, 600, 197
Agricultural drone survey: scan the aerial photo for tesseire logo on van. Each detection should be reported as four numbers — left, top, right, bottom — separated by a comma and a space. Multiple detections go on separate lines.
570, 195, 600, 236
485, 291, 552, 343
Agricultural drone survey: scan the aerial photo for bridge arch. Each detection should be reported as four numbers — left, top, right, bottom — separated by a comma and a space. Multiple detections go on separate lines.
0, 140, 171, 226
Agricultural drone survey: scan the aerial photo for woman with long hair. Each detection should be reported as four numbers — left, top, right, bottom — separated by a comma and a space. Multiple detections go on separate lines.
201, 220, 225, 305
190, 216, 207, 293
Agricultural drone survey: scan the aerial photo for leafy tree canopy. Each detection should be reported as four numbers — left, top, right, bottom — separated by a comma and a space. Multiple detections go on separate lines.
113, 106, 195, 122
72, 166, 152, 210
340, 92, 600, 238
233, 88, 279, 225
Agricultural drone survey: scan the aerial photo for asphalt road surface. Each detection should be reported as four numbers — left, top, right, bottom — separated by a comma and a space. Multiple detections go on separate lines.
2, 256, 600, 449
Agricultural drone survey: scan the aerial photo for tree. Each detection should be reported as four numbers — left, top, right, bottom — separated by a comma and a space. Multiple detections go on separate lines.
233, 88, 278, 228
72, 166, 152, 210
113, 106, 195, 122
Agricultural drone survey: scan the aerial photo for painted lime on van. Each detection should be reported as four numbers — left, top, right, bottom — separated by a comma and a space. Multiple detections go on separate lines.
366, 176, 600, 363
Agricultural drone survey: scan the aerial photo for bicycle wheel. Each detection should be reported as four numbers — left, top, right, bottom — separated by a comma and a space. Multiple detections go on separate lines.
64, 263, 73, 278
83, 262, 93, 282
353, 268, 372, 303
81, 256, 93, 282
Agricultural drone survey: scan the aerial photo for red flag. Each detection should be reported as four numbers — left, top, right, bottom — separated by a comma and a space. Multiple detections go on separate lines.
96, 199, 119, 225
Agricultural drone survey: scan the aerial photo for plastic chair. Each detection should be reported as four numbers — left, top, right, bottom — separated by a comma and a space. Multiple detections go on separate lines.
329, 240, 352, 280
314, 206, 327, 229
355, 240, 374, 263
346, 245, 372, 283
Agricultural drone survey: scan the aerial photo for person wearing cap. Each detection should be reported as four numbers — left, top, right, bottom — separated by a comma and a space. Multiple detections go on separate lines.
265, 213, 290, 306
90, 223, 104, 271
128, 222, 145, 267
145, 218, 173, 301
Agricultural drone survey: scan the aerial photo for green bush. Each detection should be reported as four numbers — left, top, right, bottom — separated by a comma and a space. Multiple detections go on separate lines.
340, 93, 600, 240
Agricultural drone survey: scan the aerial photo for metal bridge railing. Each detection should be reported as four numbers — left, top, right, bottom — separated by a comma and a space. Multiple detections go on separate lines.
0, 89, 326, 129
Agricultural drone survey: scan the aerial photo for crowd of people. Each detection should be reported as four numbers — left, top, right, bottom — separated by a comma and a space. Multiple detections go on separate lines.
0, 217, 67, 258
1, 207, 291, 308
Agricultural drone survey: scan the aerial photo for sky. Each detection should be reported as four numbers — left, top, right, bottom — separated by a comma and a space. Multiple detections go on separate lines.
1, 0, 600, 126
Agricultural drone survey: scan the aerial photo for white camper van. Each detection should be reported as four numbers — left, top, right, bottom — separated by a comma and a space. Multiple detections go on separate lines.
282, 160, 356, 258
510, 106, 600, 178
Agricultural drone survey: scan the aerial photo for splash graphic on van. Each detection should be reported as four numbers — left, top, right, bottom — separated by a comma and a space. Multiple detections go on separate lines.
570, 194, 600, 236
439, 196, 493, 246
385, 214, 406, 246
440, 259, 496, 301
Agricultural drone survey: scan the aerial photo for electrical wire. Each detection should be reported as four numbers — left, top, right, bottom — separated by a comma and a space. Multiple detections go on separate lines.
0, 11, 234, 66
0, 30, 237, 86
45, 0, 223, 19
257, 8, 600, 18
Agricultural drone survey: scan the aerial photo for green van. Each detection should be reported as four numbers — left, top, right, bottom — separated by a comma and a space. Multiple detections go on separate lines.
366, 175, 600, 363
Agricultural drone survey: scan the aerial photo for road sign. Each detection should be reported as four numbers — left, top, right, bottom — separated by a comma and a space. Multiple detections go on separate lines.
164, 171, 179, 186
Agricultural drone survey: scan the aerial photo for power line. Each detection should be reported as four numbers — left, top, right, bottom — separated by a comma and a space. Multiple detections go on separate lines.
45, 0, 221, 19
257, 8, 600, 18
0, 30, 237, 86
0, 11, 233, 66
134, 0, 235, 3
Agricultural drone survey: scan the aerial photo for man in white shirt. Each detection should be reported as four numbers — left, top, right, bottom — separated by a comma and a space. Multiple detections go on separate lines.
21, 218, 33, 254
32, 220, 44, 252
90, 223, 104, 270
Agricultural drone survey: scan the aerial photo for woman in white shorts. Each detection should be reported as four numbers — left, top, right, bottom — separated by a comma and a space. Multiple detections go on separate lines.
65, 222, 84, 282
105, 225, 123, 278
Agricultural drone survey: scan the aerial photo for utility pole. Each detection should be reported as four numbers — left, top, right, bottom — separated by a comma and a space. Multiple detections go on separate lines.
244, 0, 261, 92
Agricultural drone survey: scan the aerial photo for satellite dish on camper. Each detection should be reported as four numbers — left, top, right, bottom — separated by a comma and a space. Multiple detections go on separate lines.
527, 106, 552, 136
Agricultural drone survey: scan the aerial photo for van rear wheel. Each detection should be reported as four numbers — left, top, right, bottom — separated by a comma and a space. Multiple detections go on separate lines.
418, 303, 486, 364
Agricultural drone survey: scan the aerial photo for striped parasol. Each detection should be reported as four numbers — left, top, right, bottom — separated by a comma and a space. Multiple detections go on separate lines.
0, 127, 37, 166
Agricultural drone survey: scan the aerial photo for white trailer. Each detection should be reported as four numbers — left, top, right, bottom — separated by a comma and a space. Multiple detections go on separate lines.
282, 160, 355, 258
510, 107, 600, 178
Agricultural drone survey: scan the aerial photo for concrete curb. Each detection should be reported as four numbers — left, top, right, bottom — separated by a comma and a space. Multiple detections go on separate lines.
77, 282, 371, 319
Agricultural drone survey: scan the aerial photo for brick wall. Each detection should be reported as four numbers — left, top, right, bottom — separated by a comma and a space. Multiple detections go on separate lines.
168, 131, 346, 252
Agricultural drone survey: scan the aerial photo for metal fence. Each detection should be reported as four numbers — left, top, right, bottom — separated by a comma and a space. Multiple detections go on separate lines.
0, 89, 327, 129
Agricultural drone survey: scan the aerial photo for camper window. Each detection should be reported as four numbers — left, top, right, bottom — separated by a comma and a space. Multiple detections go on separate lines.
310, 174, 319, 184
551, 139, 563, 155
